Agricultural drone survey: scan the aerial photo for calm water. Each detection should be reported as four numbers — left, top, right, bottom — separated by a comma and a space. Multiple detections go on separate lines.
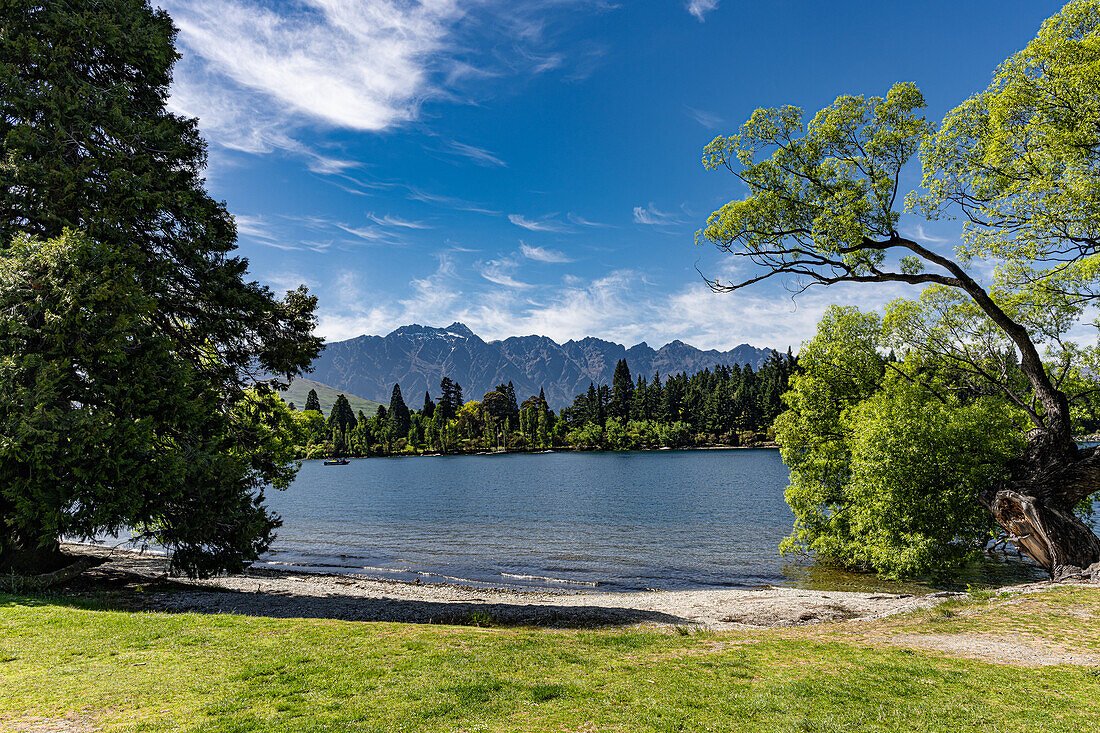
257, 449, 1047, 593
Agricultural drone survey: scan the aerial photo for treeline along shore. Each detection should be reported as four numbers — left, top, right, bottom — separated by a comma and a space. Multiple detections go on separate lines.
287, 352, 797, 458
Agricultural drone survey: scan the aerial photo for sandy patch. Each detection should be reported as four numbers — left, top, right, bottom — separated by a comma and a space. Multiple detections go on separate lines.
881, 633, 1100, 667
3, 714, 98, 733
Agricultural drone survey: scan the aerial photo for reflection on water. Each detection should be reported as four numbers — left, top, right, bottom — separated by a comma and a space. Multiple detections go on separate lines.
256, 450, 1047, 593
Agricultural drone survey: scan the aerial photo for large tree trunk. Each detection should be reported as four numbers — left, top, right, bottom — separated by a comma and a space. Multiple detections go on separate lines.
982, 436, 1100, 580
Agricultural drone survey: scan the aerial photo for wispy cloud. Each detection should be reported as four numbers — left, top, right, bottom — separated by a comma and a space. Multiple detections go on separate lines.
509, 213, 569, 232
333, 222, 393, 243
407, 187, 501, 216
686, 0, 720, 22
444, 140, 508, 168
261, 271, 319, 293
166, 0, 458, 132
633, 203, 683, 226
520, 241, 574, 263
478, 256, 531, 289
685, 106, 723, 130
903, 224, 953, 245
367, 212, 433, 229
164, 0, 619, 173
567, 212, 612, 228
234, 214, 278, 241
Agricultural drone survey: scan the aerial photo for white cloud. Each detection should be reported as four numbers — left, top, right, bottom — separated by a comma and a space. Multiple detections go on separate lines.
685, 106, 723, 130
167, 0, 459, 132
903, 223, 953, 245
633, 203, 683, 226
332, 222, 393, 243
368, 212, 433, 229
261, 271, 319, 293
567, 212, 612, 228
407, 187, 501, 215
520, 242, 574, 263
234, 214, 278, 241
444, 140, 508, 168
509, 213, 568, 232
164, 0, 616, 172
686, 0, 720, 22
313, 255, 915, 352
478, 257, 532, 289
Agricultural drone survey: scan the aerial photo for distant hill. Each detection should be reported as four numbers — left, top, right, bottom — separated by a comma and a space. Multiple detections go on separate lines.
308, 323, 777, 410
278, 377, 385, 417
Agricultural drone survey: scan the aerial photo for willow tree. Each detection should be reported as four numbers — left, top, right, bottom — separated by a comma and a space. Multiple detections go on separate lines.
697, 1, 1100, 578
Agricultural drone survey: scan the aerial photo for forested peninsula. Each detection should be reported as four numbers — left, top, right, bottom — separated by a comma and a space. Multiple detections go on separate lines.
287, 353, 796, 458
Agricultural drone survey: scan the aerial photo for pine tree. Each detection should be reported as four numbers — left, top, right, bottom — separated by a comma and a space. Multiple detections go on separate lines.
505, 381, 520, 424
610, 359, 634, 421
327, 394, 357, 434
438, 377, 464, 422
304, 389, 322, 413
422, 391, 435, 419
386, 383, 411, 439
0, 0, 321, 576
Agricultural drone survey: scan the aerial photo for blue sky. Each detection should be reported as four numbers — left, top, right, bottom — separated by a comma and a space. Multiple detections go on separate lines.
161, 0, 1065, 351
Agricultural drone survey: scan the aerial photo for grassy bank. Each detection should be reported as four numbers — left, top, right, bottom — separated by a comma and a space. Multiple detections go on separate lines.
1, 586, 1098, 732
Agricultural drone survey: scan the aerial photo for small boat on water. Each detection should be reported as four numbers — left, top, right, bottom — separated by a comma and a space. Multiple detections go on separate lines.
323, 458, 350, 465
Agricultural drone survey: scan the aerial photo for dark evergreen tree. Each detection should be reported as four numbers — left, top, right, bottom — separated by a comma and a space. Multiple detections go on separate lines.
422, 391, 435, 419
303, 389, 322, 413
386, 383, 411, 439
0, 0, 321, 576
610, 359, 634, 421
437, 377, 464, 421
504, 382, 520, 425
327, 394, 357, 434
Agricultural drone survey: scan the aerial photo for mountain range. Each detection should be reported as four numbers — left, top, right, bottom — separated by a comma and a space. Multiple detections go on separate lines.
304, 323, 776, 410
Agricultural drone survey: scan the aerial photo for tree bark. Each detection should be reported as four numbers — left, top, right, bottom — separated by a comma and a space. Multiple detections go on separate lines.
982, 438, 1100, 579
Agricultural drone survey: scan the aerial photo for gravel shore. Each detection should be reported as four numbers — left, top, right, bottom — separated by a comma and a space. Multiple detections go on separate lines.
59, 543, 974, 629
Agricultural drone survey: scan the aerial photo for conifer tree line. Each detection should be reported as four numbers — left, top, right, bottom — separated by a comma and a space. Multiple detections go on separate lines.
288, 352, 797, 458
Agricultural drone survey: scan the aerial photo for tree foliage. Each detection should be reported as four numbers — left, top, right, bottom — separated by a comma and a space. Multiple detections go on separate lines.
0, 1, 321, 575
778, 307, 1026, 576
699, 1, 1100, 576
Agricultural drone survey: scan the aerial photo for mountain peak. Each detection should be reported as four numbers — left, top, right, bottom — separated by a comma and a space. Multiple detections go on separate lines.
311, 324, 772, 409
445, 322, 474, 337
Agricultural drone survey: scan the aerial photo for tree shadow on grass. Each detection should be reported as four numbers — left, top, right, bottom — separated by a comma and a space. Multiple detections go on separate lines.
0, 565, 692, 630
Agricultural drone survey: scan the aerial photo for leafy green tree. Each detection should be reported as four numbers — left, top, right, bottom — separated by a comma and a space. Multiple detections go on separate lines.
568, 422, 605, 450
777, 307, 1025, 576
292, 409, 327, 453
303, 389, 322, 413
0, 0, 320, 576
605, 418, 633, 450
698, 1, 1100, 577
658, 421, 692, 448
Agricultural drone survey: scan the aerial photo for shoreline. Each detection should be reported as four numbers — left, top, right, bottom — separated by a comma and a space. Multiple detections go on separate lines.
56, 542, 1038, 630
297, 443, 781, 462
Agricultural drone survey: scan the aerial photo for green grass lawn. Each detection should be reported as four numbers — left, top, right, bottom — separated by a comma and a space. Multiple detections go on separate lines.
1, 587, 1098, 732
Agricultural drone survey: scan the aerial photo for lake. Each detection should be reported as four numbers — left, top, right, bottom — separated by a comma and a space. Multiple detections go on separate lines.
258, 449, 1047, 593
